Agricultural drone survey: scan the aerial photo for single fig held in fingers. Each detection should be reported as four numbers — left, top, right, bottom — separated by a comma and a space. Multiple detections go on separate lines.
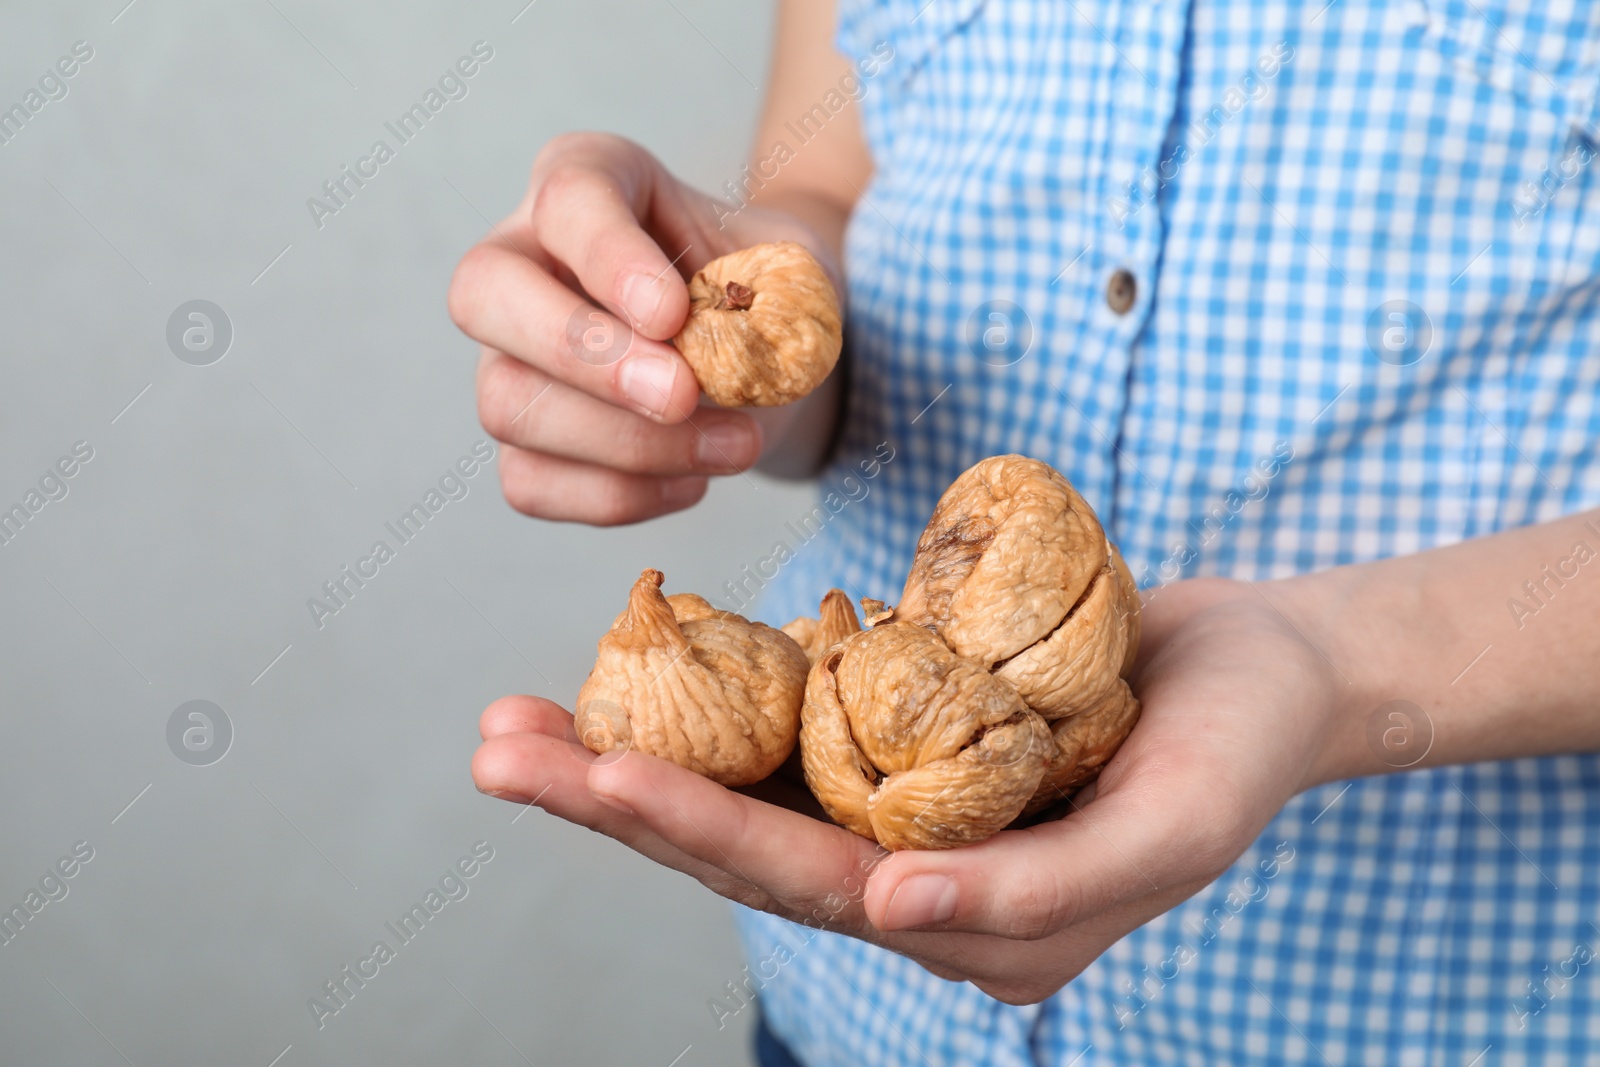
673, 242, 842, 407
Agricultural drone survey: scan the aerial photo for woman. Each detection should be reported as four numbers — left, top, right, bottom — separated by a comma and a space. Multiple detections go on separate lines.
456, 1, 1600, 1062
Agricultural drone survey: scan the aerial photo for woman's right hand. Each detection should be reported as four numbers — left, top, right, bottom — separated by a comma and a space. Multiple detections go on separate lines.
448, 132, 839, 526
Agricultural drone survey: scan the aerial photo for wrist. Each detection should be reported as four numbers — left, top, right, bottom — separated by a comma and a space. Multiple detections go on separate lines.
1264, 565, 1401, 788
1132, 574, 1352, 800
1133, 575, 1256, 659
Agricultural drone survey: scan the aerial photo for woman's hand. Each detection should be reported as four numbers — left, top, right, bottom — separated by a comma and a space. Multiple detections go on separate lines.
469, 576, 1350, 1004
447, 132, 843, 525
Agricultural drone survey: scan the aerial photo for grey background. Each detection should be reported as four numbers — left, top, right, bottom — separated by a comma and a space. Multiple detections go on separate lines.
0, 2, 813, 1064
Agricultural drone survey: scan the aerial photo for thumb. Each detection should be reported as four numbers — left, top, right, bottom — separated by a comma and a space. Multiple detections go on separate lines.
530, 132, 693, 342
860, 788, 1191, 940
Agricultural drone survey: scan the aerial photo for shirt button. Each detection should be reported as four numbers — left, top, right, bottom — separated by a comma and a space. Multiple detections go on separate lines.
1106, 269, 1137, 315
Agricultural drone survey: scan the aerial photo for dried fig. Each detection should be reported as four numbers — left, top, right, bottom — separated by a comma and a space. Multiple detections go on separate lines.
575, 570, 808, 786
799, 621, 1052, 850
1024, 680, 1140, 814
781, 588, 863, 665
673, 242, 842, 407
892, 455, 1143, 814
994, 547, 1137, 720
894, 454, 1110, 667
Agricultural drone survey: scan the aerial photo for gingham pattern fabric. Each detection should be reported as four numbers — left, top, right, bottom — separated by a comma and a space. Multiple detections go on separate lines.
733, 0, 1600, 1063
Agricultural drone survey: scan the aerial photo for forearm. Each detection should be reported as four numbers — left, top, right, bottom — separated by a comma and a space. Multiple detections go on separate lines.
1268, 507, 1600, 785
749, 187, 854, 261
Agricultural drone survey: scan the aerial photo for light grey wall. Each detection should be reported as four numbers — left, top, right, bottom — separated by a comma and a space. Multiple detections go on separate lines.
0, 3, 811, 1064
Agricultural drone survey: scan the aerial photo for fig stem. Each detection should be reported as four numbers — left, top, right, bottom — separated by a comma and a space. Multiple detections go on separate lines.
722, 281, 754, 311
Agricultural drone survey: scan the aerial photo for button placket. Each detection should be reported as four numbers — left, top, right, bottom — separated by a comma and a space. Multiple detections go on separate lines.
1094, 0, 1193, 326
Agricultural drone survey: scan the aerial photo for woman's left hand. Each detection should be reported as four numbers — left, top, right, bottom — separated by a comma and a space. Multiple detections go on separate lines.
470, 576, 1351, 1004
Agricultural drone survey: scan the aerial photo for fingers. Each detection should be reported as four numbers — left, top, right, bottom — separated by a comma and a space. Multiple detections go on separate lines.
527, 133, 695, 341
472, 726, 818, 916
470, 730, 732, 884
477, 352, 761, 476
472, 722, 591, 806
496, 445, 707, 525
448, 132, 763, 530
470, 716, 601, 809
586, 746, 884, 929
480, 694, 577, 742
472, 724, 702, 875
450, 241, 701, 423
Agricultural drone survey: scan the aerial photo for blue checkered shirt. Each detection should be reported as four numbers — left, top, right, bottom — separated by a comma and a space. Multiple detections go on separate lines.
733, 0, 1600, 1063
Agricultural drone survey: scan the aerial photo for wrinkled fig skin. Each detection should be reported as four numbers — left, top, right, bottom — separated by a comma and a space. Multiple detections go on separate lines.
799, 622, 1052, 851
575, 570, 809, 787
1023, 681, 1141, 815
781, 588, 863, 666
1112, 547, 1142, 678
673, 242, 843, 407
1006, 543, 1143, 814
995, 557, 1135, 720
893, 455, 1109, 667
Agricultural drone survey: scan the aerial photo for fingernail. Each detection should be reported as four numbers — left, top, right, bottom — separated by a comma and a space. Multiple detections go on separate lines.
591, 789, 637, 816
621, 272, 668, 331
882, 874, 958, 931
661, 476, 705, 507
483, 788, 536, 804
695, 421, 756, 472
619, 352, 679, 419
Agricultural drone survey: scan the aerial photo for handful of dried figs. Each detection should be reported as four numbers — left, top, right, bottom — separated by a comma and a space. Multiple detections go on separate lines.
672, 242, 842, 407
574, 455, 1141, 850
